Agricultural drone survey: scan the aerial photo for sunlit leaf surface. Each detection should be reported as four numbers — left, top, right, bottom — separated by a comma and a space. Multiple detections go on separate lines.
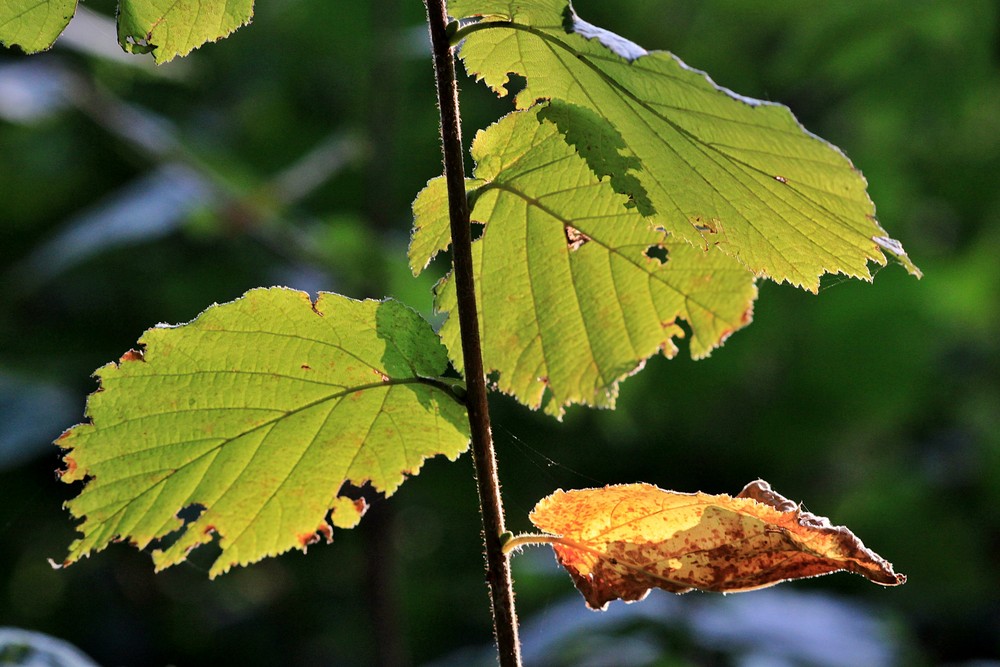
450, 0, 921, 290
414, 105, 756, 417
117, 0, 254, 63
0, 0, 76, 54
57, 288, 469, 576
0, 0, 253, 62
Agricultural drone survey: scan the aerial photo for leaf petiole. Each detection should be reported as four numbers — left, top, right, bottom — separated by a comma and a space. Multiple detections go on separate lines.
500, 532, 567, 555
449, 20, 511, 46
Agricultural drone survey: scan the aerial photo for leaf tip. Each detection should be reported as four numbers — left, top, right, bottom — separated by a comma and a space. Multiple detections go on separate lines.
873, 235, 923, 279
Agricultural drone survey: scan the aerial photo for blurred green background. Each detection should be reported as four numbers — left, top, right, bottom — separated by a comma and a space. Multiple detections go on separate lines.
1, 1, 998, 665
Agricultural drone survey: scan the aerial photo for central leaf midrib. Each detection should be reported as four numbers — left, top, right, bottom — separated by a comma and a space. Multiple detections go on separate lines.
90, 376, 449, 467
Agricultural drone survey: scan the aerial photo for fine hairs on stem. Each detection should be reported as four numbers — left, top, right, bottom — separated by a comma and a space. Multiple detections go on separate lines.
422, 1, 523, 665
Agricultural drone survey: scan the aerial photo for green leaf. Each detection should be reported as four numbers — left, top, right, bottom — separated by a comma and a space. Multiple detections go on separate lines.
409, 176, 485, 275
419, 105, 756, 417
449, 0, 921, 291
0, 0, 76, 54
0, 0, 253, 61
117, 0, 254, 63
57, 288, 469, 576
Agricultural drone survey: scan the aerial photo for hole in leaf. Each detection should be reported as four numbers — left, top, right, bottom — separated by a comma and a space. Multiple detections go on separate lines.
565, 225, 591, 251
486, 370, 501, 391
150, 503, 207, 552
125, 35, 156, 54
470, 221, 485, 242
502, 73, 527, 100
176, 503, 205, 523
644, 245, 669, 264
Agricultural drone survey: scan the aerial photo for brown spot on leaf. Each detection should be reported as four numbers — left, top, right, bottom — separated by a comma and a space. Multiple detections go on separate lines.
60, 455, 78, 479
299, 519, 338, 549
119, 349, 145, 364
297, 533, 318, 548
301, 364, 312, 371
691, 216, 719, 234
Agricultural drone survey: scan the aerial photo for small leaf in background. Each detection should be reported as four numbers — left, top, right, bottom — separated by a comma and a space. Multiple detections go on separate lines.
450, 0, 921, 290
0, 0, 77, 54
57, 287, 469, 576
527, 480, 905, 610
416, 105, 756, 417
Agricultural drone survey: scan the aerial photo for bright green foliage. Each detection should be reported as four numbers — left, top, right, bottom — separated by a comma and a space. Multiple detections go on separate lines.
0, 0, 253, 62
57, 288, 469, 576
0, 0, 76, 54
449, 0, 921, 291
413, 106, 757, 417
15, 0, 922, 581
118, 0, 254, 63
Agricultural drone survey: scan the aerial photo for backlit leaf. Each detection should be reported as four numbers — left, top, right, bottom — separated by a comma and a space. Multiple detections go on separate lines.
0, 0, 253, 62
0, 0, 76, 54
526, 480, 905, 609
449, 0, 921, 291
57, 287, 469, 576
117, 0, 254, 63
414, 105, 756, 417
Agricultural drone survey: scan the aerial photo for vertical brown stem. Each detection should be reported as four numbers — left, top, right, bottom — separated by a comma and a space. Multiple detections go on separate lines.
422, 1, 522, 665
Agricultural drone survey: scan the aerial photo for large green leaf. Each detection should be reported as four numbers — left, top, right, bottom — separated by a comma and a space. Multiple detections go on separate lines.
0, 0, 253, 62
0, 0, 76, 54
449, 0, 921, 291
413, 105, 757, 417
57, 288, 469, 576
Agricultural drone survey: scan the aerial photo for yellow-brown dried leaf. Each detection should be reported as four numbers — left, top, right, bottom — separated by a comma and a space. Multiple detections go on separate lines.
528, 480, 905, 610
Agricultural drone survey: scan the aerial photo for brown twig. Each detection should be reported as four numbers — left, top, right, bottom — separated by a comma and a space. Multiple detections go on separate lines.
422, 1, 522, 665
